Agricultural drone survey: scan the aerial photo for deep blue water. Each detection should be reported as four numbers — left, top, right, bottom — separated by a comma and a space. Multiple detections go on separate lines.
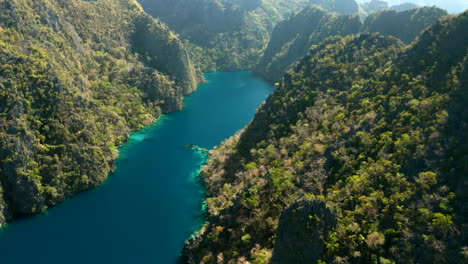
0, 71, 273, 263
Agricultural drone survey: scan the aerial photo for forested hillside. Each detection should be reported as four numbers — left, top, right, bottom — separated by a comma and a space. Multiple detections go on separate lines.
361, 0, 419, 14
138, 0, 313, 71
0, 0, 199, 225
256, 5, 447, 81
309, 0, 362, 15
361, 0, 388, 13
367, 0, 468, 14
362, 7, 448, 43
255, 5, 362, 82
0, 1, 466, 263
390, 3, 418, 12
184, 11, 468, 264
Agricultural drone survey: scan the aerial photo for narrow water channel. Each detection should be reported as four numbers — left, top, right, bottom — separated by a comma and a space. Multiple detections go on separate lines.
0, 71, 274, 263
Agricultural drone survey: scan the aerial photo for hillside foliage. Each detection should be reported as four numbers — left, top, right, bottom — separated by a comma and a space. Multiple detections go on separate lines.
184, 11, 468, 264
138, 0, 315, 71
256, 5, 447, 82
0, 0, 199, 225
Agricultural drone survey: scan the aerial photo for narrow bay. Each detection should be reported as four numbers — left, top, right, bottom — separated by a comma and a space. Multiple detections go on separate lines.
0, 71, 274, 263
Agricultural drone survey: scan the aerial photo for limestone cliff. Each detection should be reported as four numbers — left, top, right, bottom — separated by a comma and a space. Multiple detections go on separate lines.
0, 0, 198, 224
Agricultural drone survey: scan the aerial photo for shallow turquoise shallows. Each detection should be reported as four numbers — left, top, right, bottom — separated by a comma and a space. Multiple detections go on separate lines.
0, 71, 273, 263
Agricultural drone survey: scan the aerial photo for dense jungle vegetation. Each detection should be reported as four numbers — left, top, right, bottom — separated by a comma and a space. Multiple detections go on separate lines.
256, 5, 447, 81
183, 11, 468, 264
0, 1, 466, 263
0, 0, 199, 224
138, 0, 366, 72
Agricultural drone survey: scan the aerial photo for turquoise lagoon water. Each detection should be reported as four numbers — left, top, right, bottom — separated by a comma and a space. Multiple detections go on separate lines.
0, 72, 273, 263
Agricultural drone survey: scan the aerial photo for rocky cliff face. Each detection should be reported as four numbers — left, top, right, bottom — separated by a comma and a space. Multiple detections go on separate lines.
0, 0, 198, 224
132, 14, 198, 94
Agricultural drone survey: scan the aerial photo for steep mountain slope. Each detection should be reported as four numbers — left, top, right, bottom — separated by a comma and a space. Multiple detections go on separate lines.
137, 0, 244, 44
137, 0, 325, 71
255, 5, 362, 82
362, 7, 448, 43
0, 0, 199, 225
361, 0, 419, 14
256, 5, 447, 81
310, 0, 361, 15
390, 3, 418, 12
364, 0, 468, 14
361, 0, 388, 13
184, 11, 468, 264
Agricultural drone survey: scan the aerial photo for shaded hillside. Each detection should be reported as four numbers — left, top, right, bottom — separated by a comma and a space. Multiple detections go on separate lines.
372, 0, 467, 14
256, 5, 447, 81
137, 0, 244, 45
310, 0, 361, 15
256, 5, 362, 82
0, 0, 198, 225
361, 7, 448, 43
138, 0, 371, 72
137, 0, 324, 71
361, 0, 388, 13
361, 0, 419, 14
391, 2, 418, 12
184, 11, 468, 264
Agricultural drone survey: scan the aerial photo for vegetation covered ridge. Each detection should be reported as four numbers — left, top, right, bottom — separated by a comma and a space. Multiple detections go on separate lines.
183, 11, 468, 264
0, 0, 200, 225
256, 5, 447, 82
138, 0, 332, 72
